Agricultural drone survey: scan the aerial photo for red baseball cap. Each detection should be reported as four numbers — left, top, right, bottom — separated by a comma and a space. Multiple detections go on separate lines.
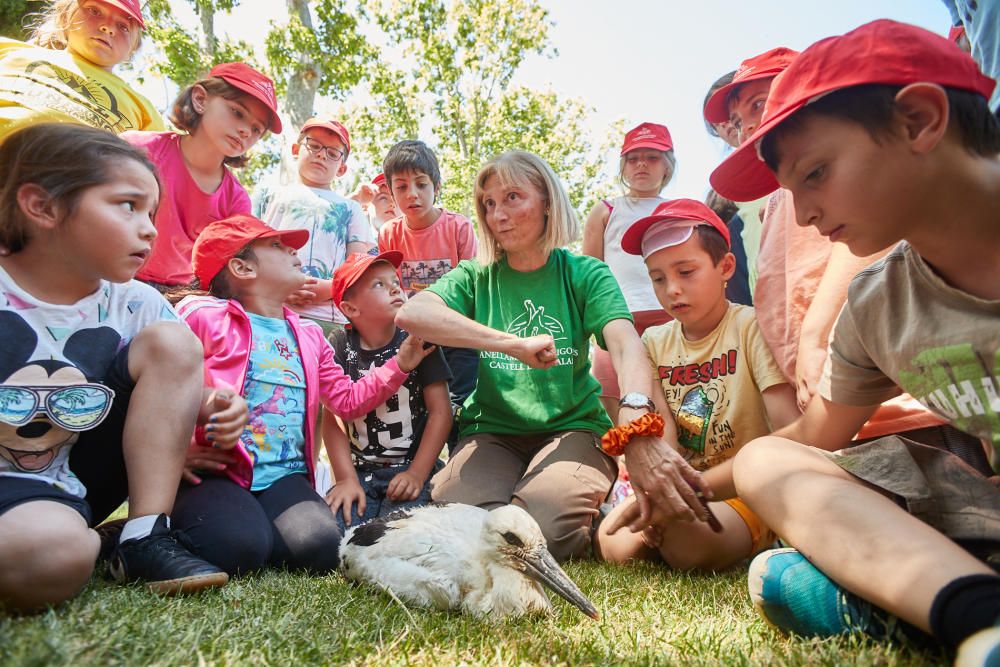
372, 173, 387, 187
620, 122, 673, 155
948, 24, 967, 44
192, 214, 309, 287
98, 0, 145, 28
710, 20, 996, 202
299, 117, 350, 153
332, 251, 404, 308
703, 47, 799, 124
621, 199, 730, 258
208, 62, 282, 134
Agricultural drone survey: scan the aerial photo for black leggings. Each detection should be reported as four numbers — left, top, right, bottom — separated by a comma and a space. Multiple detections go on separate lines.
171, 473, 341, 576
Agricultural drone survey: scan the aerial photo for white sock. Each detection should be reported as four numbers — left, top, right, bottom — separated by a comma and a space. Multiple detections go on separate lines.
119, 514, 168, 544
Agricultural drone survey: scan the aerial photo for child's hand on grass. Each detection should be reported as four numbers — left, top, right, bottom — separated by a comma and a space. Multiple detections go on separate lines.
396, 335, 436, 372
200, 388, 248, 449
326, 479, 366, 525
386, 469, 424, 501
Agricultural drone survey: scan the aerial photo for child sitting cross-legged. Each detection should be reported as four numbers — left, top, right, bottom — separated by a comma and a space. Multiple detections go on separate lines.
594, 199, 799, 570
168, 215, 434, 576
321, 252, 452, 529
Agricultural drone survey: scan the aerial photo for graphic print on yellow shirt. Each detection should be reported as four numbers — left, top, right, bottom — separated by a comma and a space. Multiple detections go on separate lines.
643, 305, 787, 471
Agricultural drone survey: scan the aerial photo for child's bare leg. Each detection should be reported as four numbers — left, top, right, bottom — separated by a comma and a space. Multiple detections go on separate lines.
594, 497, 657, 562
0, 502, 99, 611
123, 321, 203, 517
733, 436, 995, 633
655, 501, 753, 571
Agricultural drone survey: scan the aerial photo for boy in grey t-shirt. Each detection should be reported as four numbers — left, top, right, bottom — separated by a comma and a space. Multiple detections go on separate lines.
710, 20, 1000, 658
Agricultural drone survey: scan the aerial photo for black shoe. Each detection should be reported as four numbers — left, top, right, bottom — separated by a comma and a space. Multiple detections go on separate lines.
109, 514, 229, 594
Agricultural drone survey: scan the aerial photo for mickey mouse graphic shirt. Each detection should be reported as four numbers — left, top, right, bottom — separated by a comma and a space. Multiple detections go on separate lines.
0, 266, 175, 497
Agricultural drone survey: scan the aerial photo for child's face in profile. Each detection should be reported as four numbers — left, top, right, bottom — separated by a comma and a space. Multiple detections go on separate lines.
728, 78, 774, 145
295, 129, 348, 188
246, 237, 306, 293
341, 262, 405, 326
773, 113, 910, 258
645, 231, 734, 335
61, 158, 159, 285
66, 0, 139, 71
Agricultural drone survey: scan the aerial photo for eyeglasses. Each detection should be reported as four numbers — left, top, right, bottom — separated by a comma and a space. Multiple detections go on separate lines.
0, 384, 115, 432
300, 138, 345, 162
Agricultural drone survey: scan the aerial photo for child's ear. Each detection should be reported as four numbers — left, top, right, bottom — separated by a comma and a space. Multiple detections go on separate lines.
336, 162, 348, 178
339, 299, 360, 319
16, 184, 61, 230
719, 252, 737, 280
291, 141, 300, 158
227, 256, 257, 282
190, 84, 209, 115
893, 83, 950, 154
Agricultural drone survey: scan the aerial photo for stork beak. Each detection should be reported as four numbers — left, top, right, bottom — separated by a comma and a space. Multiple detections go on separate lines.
520, 547, 600, 620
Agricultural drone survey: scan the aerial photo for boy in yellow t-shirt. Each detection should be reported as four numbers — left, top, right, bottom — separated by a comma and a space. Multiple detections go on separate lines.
595, 198, 799, 571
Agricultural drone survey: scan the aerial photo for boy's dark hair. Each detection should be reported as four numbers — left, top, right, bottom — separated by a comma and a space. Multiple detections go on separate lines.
693, 225, 730, 266
383, 140, 441, 189
0, 123, 159, 254
171, 77, 255, 169
164, 244, 257, 305
760, 84, 1000, 171
704, 71, 736, 137
704, 189, 738, 224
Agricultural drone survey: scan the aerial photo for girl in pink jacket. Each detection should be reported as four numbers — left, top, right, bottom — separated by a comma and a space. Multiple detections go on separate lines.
169, 214, 433, 576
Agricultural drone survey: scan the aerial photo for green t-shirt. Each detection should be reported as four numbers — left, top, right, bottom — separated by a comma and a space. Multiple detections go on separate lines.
427, 248, 632, 438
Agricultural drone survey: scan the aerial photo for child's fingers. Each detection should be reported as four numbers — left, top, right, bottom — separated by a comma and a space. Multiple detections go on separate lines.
603, 498, 642, 535
182, 468, 202, 485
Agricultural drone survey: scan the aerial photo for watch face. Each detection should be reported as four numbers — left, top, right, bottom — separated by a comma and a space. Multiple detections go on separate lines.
620, 393, 652, 408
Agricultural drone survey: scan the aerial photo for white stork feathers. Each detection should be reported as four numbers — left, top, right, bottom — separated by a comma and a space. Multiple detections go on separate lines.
339, 503, 599, 621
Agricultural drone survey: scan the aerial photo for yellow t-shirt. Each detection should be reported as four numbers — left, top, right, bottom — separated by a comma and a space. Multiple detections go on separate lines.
0, 38, 165, 141
642, 303, 788, 471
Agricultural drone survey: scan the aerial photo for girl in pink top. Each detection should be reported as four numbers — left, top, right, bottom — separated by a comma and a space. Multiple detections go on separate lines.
167, 214, 434, 576
124, 62, 282, 289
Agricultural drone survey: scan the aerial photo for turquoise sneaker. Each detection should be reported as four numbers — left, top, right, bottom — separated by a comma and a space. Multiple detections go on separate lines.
957, 626, 1000, 667
748, 547, 920, 643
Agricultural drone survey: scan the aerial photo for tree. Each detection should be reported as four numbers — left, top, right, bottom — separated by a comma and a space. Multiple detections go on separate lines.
0, 0, 42, 40
336, 0, 609, 220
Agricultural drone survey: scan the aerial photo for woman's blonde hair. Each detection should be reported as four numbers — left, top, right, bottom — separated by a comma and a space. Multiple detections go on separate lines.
28, 0, 143, 54
473, 151, 578, 265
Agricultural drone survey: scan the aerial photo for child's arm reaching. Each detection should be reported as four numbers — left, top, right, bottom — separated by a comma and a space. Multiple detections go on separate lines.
386, 380, 451, 502
317, 333, 436, 421
321, 408, 367, 525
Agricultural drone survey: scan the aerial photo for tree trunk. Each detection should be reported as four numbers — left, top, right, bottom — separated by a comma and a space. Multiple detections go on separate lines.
285, 0, 320, 131
198, 1, 216, 62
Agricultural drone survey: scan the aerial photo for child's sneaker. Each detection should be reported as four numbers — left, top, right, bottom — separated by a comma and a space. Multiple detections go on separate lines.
957, 625, 1000, 667
748, 547, 923, 644
109, 514, 229, 594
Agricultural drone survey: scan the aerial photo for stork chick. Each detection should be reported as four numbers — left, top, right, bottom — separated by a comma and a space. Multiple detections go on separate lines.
339, 503, 599, 621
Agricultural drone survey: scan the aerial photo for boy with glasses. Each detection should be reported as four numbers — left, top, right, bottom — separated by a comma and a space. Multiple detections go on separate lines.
252, 117, 374, 336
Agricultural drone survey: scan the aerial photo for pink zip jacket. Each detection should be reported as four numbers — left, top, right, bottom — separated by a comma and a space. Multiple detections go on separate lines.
176, 295, 410, 489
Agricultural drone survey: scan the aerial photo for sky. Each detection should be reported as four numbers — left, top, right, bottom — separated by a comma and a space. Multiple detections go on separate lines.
135, 1, 953, 201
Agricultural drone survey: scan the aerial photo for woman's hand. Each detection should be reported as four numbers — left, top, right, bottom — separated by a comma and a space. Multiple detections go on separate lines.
325, 479, 366, 526
182, 442, 235, 485
397, 335, 436, 372
508, 334, 557, 369
605, 435, 710, 534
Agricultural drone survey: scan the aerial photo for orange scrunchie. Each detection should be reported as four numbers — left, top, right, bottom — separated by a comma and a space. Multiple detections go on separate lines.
600, 412, 665, 456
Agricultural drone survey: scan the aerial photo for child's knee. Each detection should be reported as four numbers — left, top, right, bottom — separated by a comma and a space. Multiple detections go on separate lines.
733, 437, 790, 499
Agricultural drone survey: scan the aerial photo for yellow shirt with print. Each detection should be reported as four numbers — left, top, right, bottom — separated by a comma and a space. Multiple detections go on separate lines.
0, 38, 165, 141
642, 303, 787, 471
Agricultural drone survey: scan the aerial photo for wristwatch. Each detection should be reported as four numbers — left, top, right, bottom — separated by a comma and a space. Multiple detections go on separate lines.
618, 392, 655, 412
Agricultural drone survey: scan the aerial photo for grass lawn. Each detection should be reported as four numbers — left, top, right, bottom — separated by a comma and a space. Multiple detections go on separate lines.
0, 560, 945, 666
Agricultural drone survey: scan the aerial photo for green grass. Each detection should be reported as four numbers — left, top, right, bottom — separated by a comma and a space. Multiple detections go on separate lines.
0, 562, 945, 666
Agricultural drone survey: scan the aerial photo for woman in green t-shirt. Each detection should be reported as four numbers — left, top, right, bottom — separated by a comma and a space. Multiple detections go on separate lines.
397, 151, 710, 562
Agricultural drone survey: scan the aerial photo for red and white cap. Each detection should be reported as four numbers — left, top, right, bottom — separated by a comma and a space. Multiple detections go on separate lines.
710, 20, 996, 202
372, 173, 387, 187
331, 251, 404, 308
621, 199, 730, 259
208, 62, 282, 134
299, 117, 350, 153
620, 122, 673, 155
98, 0, 145, 29
703, 47, 799, 124
192, 214, 308, 287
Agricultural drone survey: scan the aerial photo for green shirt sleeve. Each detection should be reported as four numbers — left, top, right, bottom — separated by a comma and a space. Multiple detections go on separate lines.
426, 259, 481, 318
572, 255, 632, 350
